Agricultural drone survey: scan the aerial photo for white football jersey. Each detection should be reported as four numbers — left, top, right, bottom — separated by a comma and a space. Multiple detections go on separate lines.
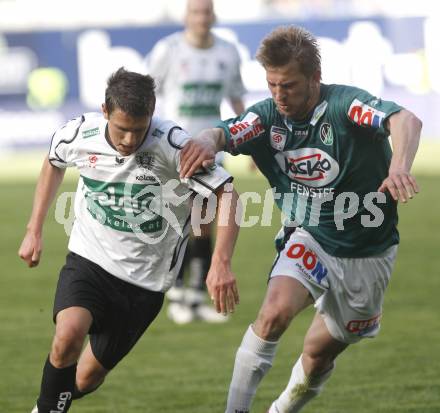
49, 112, 231, 292
147, 32, 245, 136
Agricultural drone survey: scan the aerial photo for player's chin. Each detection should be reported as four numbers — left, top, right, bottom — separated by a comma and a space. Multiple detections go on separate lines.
118, 147, 135, 156
277, 105, 295, 118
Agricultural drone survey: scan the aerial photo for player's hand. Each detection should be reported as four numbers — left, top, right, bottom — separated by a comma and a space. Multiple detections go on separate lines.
18, 230, 42, 267
378, 169, 420, 203
180, 139, 216, 179
206, 259, 239, 316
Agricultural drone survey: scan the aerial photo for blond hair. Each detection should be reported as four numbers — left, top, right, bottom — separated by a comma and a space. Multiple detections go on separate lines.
256, 26, 321, 78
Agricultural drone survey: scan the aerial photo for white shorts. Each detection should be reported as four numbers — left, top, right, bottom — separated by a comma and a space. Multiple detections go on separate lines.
270, 227, 398, 344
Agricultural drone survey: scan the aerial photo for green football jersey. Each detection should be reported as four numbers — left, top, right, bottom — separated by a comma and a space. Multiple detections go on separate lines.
218, 84, 403, 257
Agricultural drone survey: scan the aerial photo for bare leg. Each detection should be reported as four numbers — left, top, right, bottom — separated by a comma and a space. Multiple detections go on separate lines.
75, 341, 109, 396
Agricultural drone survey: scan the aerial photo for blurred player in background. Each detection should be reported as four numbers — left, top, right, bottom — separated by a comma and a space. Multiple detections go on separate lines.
179, 25, 422, 413
146, 0, 246, 324
18, 67, 239, 413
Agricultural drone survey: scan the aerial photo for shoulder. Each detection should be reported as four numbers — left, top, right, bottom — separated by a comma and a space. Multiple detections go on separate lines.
245, 98, 276, 121
322, 84, 369, 118
224, 98, 275, 132
213, 34, 237, 49
324, 84, 372, 103
152, 31, 184, 53
252, 97, 275, 111
53, 112, 104, 144
51, 112, 104, 151
149, 116, 189, 150
213, 34, 240, 55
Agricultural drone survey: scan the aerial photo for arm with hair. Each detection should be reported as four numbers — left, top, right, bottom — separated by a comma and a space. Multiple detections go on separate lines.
206, 184, 241, 314
179, 128, 226, 178
378, 109, 422, 202
18, 157, 66, 267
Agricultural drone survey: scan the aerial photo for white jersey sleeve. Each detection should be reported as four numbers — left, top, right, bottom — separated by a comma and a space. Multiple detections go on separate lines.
166, 126, 232, 198
48, 115, 85, 168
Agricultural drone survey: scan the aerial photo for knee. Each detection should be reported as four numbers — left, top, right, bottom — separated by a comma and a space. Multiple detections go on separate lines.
51, 324, 86, 368
254, 307, 293, 341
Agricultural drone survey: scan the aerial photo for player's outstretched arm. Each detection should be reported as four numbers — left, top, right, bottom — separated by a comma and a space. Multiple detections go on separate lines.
18, 156, 66, 267
206, 184, 240, 315
179, 128, 226, 179
378, 109, 422, 203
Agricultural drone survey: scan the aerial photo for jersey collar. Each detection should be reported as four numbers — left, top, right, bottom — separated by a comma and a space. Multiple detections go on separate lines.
282, 100, 328, 131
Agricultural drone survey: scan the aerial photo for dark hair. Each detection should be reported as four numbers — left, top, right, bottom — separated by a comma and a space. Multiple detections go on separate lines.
105, 67, 156, 117
256, 26, 321, 78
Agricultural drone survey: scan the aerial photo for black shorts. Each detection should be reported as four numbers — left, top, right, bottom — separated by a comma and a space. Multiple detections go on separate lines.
53, 252, 164, 370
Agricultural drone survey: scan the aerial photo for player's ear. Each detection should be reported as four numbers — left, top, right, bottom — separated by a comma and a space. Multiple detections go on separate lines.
313, 70, 321, 83
102, 103, 109, 120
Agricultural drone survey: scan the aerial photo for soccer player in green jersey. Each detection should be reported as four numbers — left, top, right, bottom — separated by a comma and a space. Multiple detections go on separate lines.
19, 67, 240, 413
180, 26, 422, 413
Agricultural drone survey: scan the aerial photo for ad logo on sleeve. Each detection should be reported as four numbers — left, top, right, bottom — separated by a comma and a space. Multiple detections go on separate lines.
228, 112, 265, 150
270, 126, 288, 151
348, 98, 386, 128
275, 148, 339, 187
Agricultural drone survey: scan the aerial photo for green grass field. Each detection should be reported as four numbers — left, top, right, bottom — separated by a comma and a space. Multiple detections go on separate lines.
1, 173, 439, 412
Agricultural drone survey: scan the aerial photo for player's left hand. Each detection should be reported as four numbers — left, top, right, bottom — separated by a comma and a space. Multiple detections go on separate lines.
378, 169, 420, 203
206, 259, 239, 315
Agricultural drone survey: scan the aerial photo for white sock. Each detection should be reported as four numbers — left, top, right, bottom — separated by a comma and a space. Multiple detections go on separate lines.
268, 354, 334, 413
225, 325, 278, 413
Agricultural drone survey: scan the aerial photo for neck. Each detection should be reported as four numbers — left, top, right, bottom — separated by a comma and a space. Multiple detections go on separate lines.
184, 31, 213, 49
289, 84, 321, 123
303, 84, 321, 118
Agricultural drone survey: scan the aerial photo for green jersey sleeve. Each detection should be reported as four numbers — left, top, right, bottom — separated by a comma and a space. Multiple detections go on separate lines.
338, 86, 403, 138
216, 99, 273, 156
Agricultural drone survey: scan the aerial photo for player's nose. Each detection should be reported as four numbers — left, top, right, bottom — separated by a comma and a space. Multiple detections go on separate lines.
122, 132, 137, 146
273, 86, 286, 102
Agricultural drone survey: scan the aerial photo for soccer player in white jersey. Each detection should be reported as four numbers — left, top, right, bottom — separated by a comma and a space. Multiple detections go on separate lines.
19, 67, 240, 413
146, 0, 246, 324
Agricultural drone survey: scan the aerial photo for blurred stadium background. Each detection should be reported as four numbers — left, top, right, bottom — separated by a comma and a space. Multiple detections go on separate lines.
1, 1, 439, 412
1, 0, 439, 170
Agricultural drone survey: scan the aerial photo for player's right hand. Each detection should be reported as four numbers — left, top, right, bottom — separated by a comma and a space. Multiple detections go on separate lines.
180, 139, 216, 179
378, 169, 420, 203
18, 231, 42, 267
206, 260, 239, 315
